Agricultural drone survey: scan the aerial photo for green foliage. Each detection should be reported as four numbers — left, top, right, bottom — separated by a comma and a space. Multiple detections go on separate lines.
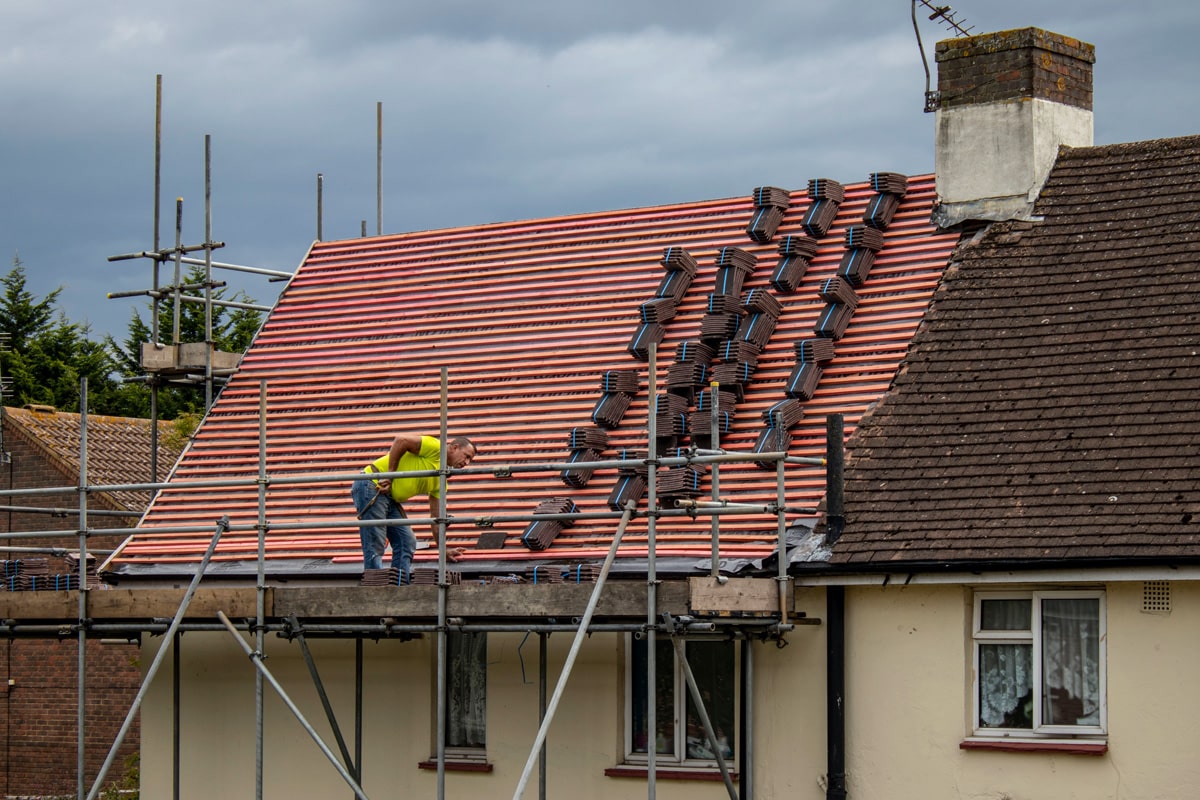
1, 255, 264, 420
96, 751, 139, 799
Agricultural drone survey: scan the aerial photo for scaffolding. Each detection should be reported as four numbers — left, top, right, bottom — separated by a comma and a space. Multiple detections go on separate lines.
0, 354, 842, 800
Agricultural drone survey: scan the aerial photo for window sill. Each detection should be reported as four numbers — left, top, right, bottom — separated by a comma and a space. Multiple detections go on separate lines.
605, 765, 739, 782
960, 737, 1107, 755
418, 758, 493, 773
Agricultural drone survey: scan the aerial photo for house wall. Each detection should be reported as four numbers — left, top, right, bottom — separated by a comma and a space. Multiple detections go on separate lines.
843, 581, 1200, 800
138, 590, 831, 798
0, 416, 141, 798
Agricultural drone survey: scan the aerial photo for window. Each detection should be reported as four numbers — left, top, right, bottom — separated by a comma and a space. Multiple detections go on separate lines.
973, 591, 1105, 737
625, 636, 736, 765
445, 630, 486, 752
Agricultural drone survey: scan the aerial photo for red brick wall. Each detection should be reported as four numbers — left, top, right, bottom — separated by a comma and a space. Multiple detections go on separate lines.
0, 639, 142, 797
936, 28, 1095, 111
1, 416, 142, 797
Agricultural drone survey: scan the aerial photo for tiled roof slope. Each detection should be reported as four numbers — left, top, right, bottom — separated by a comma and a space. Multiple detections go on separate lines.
110, 176, 959, 575
3, 405, 184, 512
831, 136, 1200, 566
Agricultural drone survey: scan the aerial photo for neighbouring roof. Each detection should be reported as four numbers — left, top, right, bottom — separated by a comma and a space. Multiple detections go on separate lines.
109, 175, 960, 578
830, 135, 1200, 567
2, 405, 184, 513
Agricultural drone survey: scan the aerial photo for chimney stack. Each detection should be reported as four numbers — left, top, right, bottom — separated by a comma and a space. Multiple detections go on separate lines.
932, 28, 1095, 230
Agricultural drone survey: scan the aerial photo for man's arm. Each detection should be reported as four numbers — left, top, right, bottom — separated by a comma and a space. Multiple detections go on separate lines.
385, 434, 424, 472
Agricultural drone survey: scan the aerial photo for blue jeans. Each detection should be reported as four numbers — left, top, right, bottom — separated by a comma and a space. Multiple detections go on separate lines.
352, 478, 416, 583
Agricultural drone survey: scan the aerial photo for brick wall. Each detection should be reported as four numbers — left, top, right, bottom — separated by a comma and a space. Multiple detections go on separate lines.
0, 640, 141, 797
0, 416, 142, 797
936, 27, 1095, 111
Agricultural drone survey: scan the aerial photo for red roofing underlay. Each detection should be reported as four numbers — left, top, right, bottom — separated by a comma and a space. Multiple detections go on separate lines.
110, 177, 959, 575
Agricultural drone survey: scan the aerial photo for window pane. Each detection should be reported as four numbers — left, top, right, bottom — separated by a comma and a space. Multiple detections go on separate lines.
446, 631, 486, 748
978, 643, 1033, 728
1041, 598, 1101, 726
980, 598, 1031, 631
683, 641, 735, 760
630, 638, 675, 755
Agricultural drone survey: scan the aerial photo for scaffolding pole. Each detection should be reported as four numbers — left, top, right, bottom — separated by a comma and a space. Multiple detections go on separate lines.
0, 361, 833, 799
217, 611, 371, 800
511, 499, 637, 799
85, 516, 229, 800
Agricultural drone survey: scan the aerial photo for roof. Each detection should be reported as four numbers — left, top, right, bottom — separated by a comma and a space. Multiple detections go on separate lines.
108, 175, 960, 578
2, 405, 184, 513
830, 135, 1200, 567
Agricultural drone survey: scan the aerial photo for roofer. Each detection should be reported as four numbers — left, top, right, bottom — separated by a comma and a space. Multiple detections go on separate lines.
352, 433, 477, 582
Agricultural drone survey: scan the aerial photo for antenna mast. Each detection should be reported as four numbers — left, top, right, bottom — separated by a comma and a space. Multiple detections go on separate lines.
912, 0, 975, 112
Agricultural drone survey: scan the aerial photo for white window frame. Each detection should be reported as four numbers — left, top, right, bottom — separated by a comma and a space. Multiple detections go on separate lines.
622, 635, 738, 767
972, 590, 1107, 738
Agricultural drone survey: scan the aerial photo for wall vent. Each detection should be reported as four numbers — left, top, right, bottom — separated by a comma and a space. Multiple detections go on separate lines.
1142, 580, 1171, 613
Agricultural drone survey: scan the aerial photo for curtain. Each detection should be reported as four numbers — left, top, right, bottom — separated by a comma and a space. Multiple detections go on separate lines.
446, 631, 487, 748
978, 598, 1032, 728
1041, 598, 1101, 726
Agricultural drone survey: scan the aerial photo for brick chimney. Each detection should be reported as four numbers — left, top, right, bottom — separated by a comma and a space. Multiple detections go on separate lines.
932, 28, 1095, 230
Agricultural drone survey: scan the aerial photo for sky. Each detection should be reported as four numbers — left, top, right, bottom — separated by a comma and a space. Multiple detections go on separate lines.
3, 0, 1199, 343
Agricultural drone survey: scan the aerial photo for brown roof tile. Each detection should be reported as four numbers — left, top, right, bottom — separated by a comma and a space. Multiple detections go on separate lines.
830, 135, 1200, 567
3, 405, 185, 513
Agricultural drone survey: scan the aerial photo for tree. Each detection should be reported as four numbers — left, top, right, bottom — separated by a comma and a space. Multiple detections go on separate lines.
0, 256, 124, 412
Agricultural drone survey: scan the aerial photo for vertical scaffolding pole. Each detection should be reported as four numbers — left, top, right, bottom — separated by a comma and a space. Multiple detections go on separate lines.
511, 499, 637, 799
255, 381, 268, 800
435, 367, 449, 799
645, 343, 659, 798
76, 378, 88, 800
172, 198, 183, 344
376, 101, 383, 237
355, 638, 363, 795
709, 380, 721, 578
740, 636, 754, 799
203, 135, 214, 410
317, 173, 324, 242
216, 612, 370, 800
150, 74, 162, 485
538, 632, 548, 800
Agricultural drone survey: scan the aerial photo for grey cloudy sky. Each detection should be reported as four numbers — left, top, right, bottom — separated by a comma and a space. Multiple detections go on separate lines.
3, 0, 1198, 341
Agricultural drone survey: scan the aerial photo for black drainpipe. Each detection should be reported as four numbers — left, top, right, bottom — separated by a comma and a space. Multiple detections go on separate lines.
825, 416, 847, 800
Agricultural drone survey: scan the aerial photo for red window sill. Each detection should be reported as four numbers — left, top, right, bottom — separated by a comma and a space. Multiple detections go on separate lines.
960, 738, 1107, 755
418, 759, 493, 772
605, 766, 739, 781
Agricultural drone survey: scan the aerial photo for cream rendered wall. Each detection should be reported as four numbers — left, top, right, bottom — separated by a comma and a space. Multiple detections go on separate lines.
138, 597, 831, 799
843, 580, 1200, 800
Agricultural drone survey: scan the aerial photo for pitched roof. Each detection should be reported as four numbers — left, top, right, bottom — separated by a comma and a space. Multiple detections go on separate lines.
830, 135, 1200, 567
2, 405, 184, 513
108, 176, 960, 577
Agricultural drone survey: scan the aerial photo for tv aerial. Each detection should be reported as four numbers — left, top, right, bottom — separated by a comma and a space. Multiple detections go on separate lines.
912, 0, 975, 112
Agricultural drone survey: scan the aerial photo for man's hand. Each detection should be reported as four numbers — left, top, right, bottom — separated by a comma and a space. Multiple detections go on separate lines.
376, 478, 391, 493
447, 547, 465, 562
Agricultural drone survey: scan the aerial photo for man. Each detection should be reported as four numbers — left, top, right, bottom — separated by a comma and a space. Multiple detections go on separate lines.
352, 433, 477, 582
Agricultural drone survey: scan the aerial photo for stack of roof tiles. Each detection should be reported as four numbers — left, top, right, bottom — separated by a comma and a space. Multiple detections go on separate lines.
562, 562, 602, 583
410, 566, 463, 585
746, 186, 791, 243
360, 567, 402, 586
786, 337, 837, 400
631, 247, 700, 361
527, 564, 565, 584
862, 171, 909, 230
771, 233, 819, 293
802, 179, 844, 237
561, 426, 610, 489
521, 497, 578, 551
3, 558, 50, 591
592, 369, 640, 428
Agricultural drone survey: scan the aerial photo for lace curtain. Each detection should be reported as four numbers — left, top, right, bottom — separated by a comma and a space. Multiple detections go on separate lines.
446, 631, 487, 748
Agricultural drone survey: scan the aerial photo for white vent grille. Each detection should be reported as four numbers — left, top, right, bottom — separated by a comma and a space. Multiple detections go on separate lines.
1143, 581, 1171, 613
